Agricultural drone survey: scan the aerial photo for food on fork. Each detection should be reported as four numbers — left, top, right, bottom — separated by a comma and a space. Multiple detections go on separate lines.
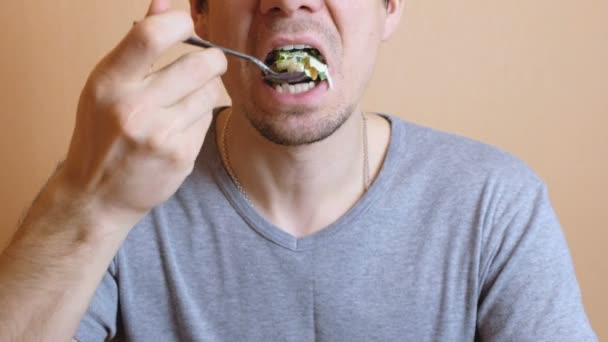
265, 46, 333, 90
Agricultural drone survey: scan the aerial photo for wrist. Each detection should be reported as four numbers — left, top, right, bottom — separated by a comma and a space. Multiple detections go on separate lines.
12, 169, 136, 253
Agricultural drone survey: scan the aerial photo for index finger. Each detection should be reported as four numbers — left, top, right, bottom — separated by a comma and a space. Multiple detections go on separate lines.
101, 10, 194, 81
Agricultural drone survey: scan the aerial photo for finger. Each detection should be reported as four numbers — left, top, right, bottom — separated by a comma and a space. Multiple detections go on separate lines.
146, 0, 171, 16
172, 111, 214, 166
168, 77, 224, 131
102, 10, 193, 81
143, 48, 227, 107
138, 0, 172, 73
145, 111, 212, 175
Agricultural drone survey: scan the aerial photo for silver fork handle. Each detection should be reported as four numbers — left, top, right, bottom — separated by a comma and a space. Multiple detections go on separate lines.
183, 37, 272, 74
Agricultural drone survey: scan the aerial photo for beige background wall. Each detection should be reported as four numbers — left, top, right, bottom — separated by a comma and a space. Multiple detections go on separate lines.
1, 0, 606, 338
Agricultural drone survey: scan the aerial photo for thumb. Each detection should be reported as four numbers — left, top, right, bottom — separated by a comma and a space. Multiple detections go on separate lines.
145, 0, 171, 17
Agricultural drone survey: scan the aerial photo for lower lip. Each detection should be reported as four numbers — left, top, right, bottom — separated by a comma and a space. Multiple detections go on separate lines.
261, 79, 330, 105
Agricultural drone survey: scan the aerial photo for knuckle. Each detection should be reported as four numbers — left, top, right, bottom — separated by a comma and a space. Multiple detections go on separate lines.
108, 100, 136, 121
174, 12, 195, 33
109, 100, 142, 139
204, 81, 222, 103
82, 73, 112, 103
206, 48, 228, 73
181, 52, 207, 73
192, 49, 228, 76
86, 82, 106, 103
132, 22, 163, 55
144, 128, 172, 155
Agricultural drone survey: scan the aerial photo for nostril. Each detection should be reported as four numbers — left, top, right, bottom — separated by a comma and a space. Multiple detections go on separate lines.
267, 7, 282, 14
260, 0, 324, 16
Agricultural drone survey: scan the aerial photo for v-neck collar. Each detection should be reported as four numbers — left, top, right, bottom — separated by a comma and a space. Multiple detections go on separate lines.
201, 111, 405, 252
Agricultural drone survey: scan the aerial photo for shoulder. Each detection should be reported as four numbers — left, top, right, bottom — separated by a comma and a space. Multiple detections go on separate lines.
384, 114, 543, 191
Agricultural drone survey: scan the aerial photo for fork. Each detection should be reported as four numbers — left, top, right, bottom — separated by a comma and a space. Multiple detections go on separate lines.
183, 37, 309, 84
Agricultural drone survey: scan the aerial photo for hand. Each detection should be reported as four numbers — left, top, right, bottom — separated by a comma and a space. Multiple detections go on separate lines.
58, 0, 227, 228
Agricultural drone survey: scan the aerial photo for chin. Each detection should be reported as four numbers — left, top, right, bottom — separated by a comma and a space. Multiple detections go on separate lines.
243, 103, 356, 146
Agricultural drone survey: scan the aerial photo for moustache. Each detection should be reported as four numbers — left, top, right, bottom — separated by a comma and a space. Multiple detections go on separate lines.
263, 18, 340, 55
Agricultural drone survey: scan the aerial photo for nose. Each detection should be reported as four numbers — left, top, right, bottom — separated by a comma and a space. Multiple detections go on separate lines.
259, 0, 324, 16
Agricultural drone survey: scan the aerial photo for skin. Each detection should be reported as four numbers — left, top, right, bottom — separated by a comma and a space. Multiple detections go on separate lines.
0, 1, 226, 340
194, 0, 399, 146
0, 0, 403, 340
191, 0, 404, 236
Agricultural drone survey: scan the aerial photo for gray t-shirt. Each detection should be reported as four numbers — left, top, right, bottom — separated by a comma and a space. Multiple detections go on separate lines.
75, 114, 596, 341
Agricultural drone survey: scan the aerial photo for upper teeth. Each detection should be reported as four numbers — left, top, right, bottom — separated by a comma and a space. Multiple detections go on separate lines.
275, 44, 314, 51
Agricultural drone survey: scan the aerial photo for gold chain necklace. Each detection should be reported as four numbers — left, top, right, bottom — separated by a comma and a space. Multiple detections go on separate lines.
220, 109, 371, 207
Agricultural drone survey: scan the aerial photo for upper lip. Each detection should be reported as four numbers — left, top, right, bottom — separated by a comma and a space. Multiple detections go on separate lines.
258, 36, 330, 67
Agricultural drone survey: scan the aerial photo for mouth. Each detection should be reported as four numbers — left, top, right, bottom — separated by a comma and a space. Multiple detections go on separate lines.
263, 44, 333, 94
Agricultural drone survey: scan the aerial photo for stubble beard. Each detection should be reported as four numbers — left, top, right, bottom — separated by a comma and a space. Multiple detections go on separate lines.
240, 18, 356, 146
243, 103, 356, 146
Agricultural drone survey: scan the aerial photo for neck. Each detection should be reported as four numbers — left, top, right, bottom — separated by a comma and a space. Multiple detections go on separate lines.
218, 107, 385, 238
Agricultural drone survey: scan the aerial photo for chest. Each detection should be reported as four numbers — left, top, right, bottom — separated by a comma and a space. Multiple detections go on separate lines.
116, 229, 479, 341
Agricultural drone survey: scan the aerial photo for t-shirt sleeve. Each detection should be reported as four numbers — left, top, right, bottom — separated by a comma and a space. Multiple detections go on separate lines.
74, 260, 119, 342
476, 179, 597, 341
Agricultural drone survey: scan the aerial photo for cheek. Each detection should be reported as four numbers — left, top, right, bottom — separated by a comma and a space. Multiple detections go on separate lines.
208, 18, 242, 48
329, 3, 385, 74
207, 5, 257, 95
340, 29, 383, 97
207, 3, 255, 50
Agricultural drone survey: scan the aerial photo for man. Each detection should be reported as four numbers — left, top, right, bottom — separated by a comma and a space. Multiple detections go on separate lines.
0, 0, 597, 340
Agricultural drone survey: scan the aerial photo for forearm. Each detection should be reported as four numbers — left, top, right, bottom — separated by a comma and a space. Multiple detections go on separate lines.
0, 173, 131, 341
0, 2, 225, 339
